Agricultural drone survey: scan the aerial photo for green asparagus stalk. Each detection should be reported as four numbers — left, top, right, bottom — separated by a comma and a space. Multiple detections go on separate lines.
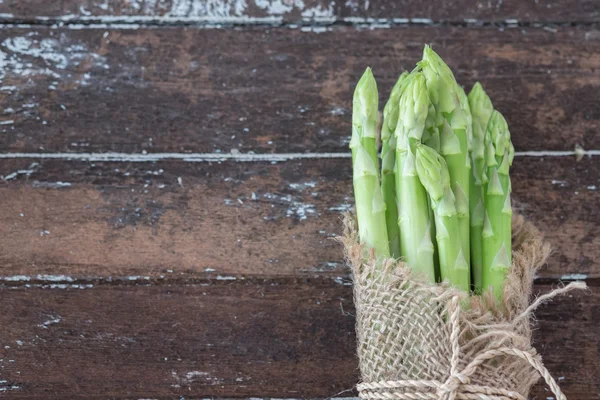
381, 72, 410, 258
350, 67, 390, 258
482, 110, 514, 299
415, 144, 470, 291
468, 83, 494, 293
457, 85, 473, 155
422, 101, 441, 279
421, 46, 471, 272
423, 102, 440, 152
395, 72, 435, 282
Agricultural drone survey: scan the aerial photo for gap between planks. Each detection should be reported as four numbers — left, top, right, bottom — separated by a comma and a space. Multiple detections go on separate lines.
0, 151, 598, 163
0, 274, 595, 288
0, 15, 597, 30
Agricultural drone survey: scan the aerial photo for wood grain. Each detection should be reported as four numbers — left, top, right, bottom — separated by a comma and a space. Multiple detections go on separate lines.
0, 0, 598, 23
0, 1, 595, 398
0, 157, 597, 281
0, 281, 596, 399
0, 26, 599, 155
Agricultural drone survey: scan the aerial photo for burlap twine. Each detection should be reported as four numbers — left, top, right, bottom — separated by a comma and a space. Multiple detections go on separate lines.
341, 214, 586, 400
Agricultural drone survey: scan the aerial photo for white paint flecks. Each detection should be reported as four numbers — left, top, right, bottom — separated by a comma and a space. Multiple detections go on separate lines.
2, 274, 78, 282
515, 150, 600, 157
2, 162, 39, 181
0, 384, 22, 393
0, 5, 564, 30
127, 276, 151, 281
255, 0, 305, 15
1, 275, 31, 282
167, 0, 248, 18
124, 0, 165, 15
560, 273, 588, 280
288, 181, 317, 190
261, 192, 316, 221
410, 17, 433, 24
0, 34, 107, 85
3, 36, 68, 69
8, 0, 344, 26
0, 274, 170, 288
333, 276, 353, 286
329, 203, 352, 212
330, 106, 346, 115
39, 316, 61, 328
44, 284, 94, 289
300, 26, 331, 33
32, 15, 282, 28
286, 201, 316, 220
344, 0, 360, 11
305, 261, 344, 273
0, 150, 597, 164
215, 275, 237, 280
31, 181, 72, 188
172, 369, 223, 386
300, 2, 335, 21
185, 371, 209, 380
36, 274, 74, 282
56, 22, 143, 29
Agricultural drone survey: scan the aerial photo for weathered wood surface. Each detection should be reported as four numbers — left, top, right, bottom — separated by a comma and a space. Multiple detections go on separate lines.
0, 3, 597, 398
0, 0, 598, 23
0, 282, 596, 399
0, 27, 599, 154
0, 157, 597, 281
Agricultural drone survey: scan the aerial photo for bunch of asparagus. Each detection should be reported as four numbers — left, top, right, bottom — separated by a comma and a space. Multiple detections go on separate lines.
351, 46, 514, 299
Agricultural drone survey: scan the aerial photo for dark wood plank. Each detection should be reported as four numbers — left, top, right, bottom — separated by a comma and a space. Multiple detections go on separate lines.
0, 281, 596, 399
0, 26, 599, 154
0, 0, 598, 23
0, 156, 597, 281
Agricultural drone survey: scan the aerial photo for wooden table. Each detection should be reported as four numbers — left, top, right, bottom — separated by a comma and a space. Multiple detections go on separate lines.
0, 1, 597, 399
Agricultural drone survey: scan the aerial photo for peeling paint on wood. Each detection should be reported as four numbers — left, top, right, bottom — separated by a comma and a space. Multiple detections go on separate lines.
0, 283, 596, 398
0, 27, 599, 154
0, 0, 598, 24
0, 157, 597, 281
0, 4, 595, 399
0, 150, 599, 163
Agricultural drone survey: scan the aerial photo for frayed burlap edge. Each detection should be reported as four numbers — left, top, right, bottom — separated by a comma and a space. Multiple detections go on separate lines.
340, 213, 586, 400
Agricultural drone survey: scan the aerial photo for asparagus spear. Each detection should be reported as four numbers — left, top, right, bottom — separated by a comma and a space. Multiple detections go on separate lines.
381, 72, 410, 258
415, 144, 470, 291
420, 46, 471, 271
350, 68, 390, 258
422, 101, 441, 279
423, 102, 440, 152
468, 83, 494, 293
457, 85, 473, 155
482, 110, 514, 299
395, 72, 435, 282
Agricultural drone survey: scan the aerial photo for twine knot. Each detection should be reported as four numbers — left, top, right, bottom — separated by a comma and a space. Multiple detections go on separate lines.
356, 283, 585, 400
439, 373, 469, 400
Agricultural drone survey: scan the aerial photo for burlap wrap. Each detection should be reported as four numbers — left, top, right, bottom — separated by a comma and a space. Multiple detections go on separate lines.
341, 214, 586, 400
